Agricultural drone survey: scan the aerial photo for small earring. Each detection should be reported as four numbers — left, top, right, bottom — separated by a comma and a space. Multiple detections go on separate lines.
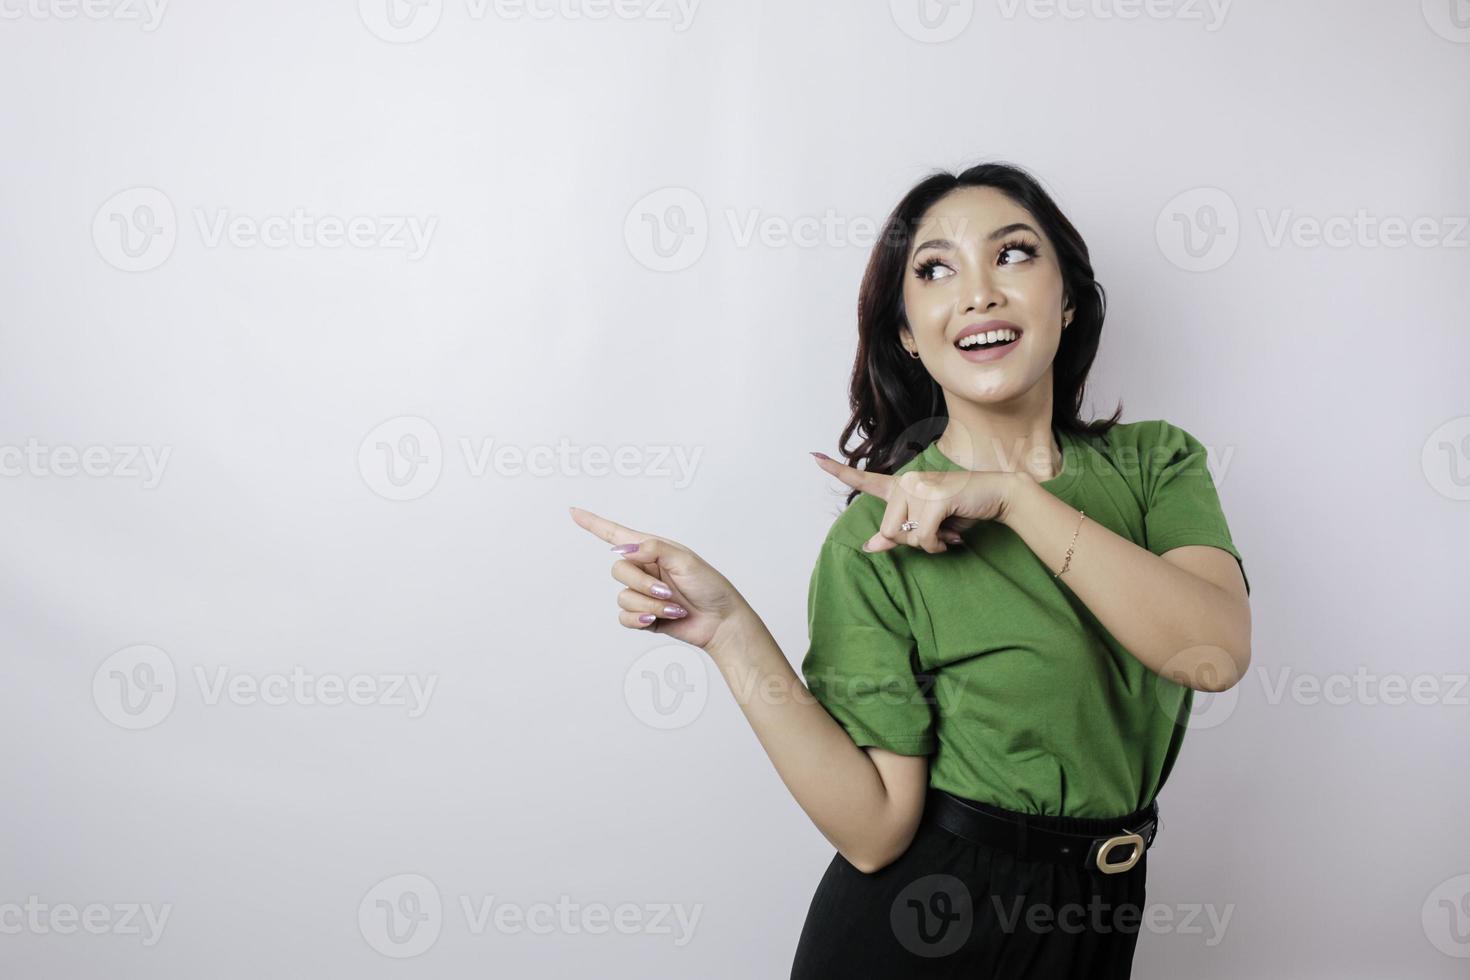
906, 347, 920, 359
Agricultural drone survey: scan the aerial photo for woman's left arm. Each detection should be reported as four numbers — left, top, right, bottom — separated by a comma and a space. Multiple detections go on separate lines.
1000, 471, 1251, 693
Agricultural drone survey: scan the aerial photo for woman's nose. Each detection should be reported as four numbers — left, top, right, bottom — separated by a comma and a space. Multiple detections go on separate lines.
961, 267, 1003, 314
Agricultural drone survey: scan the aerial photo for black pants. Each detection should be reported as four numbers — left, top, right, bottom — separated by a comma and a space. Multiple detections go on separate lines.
790, 790, 1150, 979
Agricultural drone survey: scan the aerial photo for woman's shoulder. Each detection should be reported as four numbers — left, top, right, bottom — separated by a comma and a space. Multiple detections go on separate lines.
1086, 417, 1208, 462
1079, 418, 1218, 496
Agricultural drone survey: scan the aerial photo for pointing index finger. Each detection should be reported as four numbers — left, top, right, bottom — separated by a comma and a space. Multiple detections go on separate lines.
811, 453, 892, 501
568, 506, 645, 548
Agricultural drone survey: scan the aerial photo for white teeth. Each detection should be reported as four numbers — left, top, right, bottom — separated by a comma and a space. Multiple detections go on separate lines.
957, 328, 1018, 349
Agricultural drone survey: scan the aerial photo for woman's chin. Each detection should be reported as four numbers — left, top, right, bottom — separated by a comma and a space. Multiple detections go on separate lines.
946, 371, 1029, 403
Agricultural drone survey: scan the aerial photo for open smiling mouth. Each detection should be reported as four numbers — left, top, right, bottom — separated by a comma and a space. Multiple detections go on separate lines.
954, 326, 1022, 357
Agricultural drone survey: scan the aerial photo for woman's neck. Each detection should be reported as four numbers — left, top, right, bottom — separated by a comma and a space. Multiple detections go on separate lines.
937, 415, 1062, 480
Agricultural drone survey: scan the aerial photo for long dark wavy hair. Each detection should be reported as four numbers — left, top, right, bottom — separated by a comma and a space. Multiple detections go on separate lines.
838, 161, 1123, 507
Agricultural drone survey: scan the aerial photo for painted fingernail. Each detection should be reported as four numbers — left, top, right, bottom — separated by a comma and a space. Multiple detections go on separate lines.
650, 583, 673, 599
663, 604, 687, 617
810, 452, 831, 460
638, 613, 656, 624
611, 543, 639, 553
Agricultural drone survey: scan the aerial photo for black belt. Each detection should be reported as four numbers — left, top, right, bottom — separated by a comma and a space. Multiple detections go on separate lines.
927, 789, 1159, 875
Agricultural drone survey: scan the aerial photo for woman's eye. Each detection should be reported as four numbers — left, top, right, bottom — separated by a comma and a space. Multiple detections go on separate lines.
917, 260, 952, 281
999, 246, 1033, 265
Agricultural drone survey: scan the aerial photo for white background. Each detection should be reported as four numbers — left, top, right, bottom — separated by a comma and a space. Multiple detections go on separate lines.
2, 0, 1468, 976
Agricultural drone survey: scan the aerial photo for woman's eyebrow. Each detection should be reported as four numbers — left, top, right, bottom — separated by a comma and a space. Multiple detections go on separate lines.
912, 222, 1039, 255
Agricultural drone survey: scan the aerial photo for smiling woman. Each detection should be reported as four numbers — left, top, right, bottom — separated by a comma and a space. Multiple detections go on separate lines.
571, 161, 1249, 980
789, 162, 1249, 978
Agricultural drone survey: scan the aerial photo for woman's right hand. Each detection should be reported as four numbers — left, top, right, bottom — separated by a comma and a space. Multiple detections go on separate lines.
569, 506, 752, 654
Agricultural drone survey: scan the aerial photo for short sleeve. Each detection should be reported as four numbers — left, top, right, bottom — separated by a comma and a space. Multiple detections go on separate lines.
800, 538, 937, 756
1142, 421, 1250, 596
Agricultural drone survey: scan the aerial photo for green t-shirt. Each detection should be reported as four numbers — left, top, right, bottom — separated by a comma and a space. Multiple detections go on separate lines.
800, 418, 1248, 819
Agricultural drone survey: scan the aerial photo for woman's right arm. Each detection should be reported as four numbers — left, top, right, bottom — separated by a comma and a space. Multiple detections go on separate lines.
706, 609, 930, 874
569, 506, 929, 874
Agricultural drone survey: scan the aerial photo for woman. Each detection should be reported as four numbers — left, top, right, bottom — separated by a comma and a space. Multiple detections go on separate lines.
569, 162, 1251, 978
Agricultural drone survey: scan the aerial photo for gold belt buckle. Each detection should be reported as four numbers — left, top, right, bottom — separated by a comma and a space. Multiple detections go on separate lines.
1092, 831, 1145, 874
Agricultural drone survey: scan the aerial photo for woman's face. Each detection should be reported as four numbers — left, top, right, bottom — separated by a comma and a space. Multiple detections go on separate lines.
899, 186, 1074, 407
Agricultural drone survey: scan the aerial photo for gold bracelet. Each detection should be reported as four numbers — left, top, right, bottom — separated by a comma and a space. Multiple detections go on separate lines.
1055, 510, 1085, 577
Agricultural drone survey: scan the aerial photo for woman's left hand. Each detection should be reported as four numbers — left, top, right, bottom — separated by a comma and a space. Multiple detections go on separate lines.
810, 453, 1026, 554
